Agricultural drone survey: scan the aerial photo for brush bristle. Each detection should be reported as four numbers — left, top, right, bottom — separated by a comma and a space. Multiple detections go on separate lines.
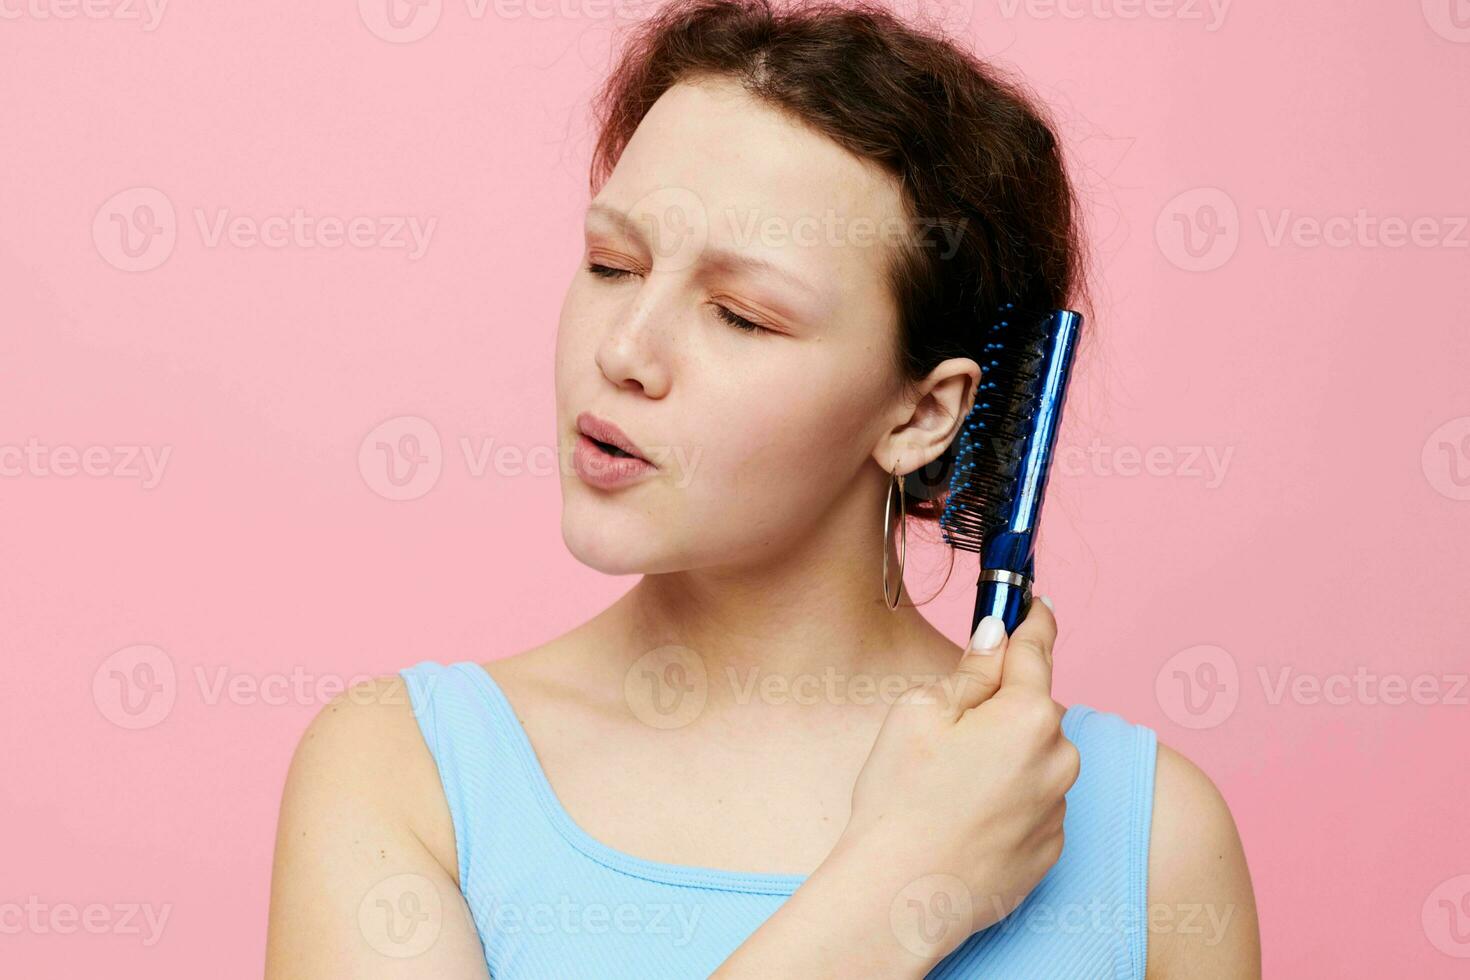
938, 304, 1054, 555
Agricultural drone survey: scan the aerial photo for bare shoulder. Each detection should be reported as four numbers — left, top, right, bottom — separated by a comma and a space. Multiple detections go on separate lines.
275, 674, 457, 881
1144, 742, 1261, 980
265, 674, 490, 979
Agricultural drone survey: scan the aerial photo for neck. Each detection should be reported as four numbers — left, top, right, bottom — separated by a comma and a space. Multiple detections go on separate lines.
599, 487, 958, 701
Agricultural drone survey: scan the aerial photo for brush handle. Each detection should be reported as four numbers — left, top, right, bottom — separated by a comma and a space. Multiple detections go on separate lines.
971, 566, 1032, 635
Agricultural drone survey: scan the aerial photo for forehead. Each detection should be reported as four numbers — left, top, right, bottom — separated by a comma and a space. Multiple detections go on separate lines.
591, 77, 910, 312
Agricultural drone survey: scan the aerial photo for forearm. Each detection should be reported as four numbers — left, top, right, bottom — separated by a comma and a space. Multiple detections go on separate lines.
711, 836, 943, 980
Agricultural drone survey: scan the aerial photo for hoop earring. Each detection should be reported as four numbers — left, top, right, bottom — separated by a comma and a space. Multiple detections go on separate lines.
883, 462, 908, 610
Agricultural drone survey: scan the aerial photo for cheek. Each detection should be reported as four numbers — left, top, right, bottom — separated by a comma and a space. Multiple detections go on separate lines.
686, 361, 882, 510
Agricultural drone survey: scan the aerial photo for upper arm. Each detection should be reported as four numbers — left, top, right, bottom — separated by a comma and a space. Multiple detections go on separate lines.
264, 676, 491, 980
1144, 742, 1261, 980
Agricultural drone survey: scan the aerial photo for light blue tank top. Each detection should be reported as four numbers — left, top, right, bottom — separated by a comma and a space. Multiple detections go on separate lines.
400, 660, 1158, 979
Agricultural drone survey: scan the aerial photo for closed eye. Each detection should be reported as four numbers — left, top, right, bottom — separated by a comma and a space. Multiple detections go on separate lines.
710, 304, 770, 335
586, 261, 636, 281
584, 262, 774, 336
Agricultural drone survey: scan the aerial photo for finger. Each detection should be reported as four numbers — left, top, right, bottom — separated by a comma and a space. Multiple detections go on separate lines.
944, 615, 1009, 717
998, 596, 1058, 697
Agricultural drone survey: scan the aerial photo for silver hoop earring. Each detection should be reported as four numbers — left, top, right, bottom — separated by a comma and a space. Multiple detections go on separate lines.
883, 463, 907, 610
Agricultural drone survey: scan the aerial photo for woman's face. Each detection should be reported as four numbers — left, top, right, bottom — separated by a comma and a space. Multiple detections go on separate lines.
555, 75, 930, 576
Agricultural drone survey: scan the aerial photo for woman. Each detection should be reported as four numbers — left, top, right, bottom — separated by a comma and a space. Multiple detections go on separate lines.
265, 1, 1259, 976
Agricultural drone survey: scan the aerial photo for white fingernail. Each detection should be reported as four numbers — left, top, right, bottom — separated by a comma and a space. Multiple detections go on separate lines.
1038, 595, 1054, 612
968, 616, 1005, 654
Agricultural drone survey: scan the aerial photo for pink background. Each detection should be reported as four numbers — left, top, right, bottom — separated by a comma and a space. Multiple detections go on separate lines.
3, 1, 1468, 975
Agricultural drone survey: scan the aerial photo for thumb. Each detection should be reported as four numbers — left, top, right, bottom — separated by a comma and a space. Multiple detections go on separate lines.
945, 615, 1010, 717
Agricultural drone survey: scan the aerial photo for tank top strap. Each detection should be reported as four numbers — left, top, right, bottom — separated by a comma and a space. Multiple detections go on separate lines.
933, 704, 1157, 979
1060, 704, 1158, 977
399, 659, 567, 893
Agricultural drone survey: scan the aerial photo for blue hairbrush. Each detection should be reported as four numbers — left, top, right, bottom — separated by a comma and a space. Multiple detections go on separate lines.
939, 306, 1084, 635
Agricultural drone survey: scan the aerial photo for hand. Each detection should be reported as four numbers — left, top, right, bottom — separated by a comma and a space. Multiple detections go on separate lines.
834, 598, 1079, 966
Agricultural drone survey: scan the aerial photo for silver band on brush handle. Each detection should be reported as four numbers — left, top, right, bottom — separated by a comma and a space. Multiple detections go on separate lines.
978, 568, 1031, 589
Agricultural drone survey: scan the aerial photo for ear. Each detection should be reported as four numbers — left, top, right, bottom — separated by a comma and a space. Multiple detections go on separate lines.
872, 357, 981, 476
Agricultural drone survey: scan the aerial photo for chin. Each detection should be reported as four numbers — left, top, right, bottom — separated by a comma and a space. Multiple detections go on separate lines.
559, 499, 668, 576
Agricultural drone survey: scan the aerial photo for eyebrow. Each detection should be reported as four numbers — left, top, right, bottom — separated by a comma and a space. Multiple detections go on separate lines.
585, 201, 824, 300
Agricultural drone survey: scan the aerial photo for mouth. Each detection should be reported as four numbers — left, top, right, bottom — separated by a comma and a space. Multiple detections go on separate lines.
574, 411, 652, 465
590, 439, 637, 458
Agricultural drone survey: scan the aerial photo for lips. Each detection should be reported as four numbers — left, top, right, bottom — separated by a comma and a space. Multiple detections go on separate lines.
575, 411, 650, 464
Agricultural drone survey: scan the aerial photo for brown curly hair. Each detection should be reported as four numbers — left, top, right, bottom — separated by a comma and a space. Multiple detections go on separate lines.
587, 0, 1092, 528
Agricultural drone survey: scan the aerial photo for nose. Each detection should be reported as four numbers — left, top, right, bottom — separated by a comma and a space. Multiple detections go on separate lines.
594, 278, 674, 399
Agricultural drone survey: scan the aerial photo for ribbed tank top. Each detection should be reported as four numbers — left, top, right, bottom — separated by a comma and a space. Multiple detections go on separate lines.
400, 659, 1158, 979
